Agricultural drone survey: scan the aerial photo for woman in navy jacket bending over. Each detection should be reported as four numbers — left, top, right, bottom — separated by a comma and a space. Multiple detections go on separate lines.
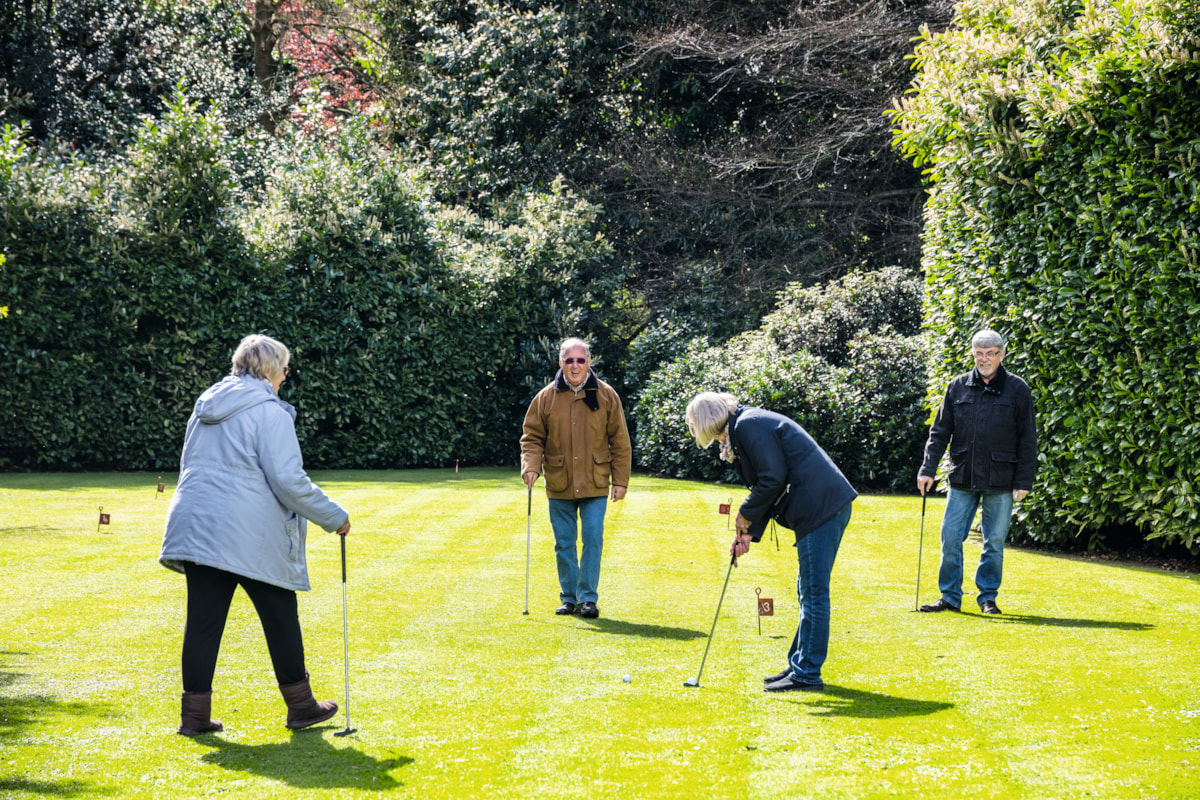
686, 392, 857, 692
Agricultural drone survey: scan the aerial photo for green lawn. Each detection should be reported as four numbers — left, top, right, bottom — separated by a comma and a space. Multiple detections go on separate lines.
0, 469, 1197, 799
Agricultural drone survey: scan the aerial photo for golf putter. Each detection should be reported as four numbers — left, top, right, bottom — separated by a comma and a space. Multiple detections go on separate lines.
523, 484, 532, 615
911, 493, 927, 612
334, 534, 357, 736
684, 555, 736, 688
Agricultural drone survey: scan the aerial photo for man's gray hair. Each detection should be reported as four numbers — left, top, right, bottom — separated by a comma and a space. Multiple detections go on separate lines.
231, 334, 290, 380
686, 392, 740, 448
559, 337, 591, 360
971, 329, 1006, 351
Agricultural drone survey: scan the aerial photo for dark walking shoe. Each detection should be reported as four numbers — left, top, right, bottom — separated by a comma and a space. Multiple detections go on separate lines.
763, 669, 790, 684
980, 600, 1002, 615
919, 598, 961, 613
178, 691, 223, 736
578, 602, 599, 618
279, 675, 337, 730
764, 675, 824, 693
555, 602, 577, 615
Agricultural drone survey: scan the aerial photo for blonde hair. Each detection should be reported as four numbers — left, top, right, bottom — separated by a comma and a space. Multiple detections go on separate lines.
231, 334, 290, 380
686, 392, 740, 448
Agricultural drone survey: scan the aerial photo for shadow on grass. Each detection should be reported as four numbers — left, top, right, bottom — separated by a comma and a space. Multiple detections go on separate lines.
990, 614, 1153, 631
0, 777, 102, 797
1, 651, 116, 797
802, 686, 953, 719
580, 617, 708, 640
199, 733, 412, 790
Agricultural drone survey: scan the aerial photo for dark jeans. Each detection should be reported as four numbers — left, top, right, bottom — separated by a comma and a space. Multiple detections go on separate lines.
786, 501, 852, 684
182, 562, 307, 692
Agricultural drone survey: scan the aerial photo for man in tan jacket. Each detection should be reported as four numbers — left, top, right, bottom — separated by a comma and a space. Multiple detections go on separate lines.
521, 337, 632, 618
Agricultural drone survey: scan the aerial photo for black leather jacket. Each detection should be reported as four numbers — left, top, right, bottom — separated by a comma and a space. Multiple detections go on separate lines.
919, 364, 1037, 492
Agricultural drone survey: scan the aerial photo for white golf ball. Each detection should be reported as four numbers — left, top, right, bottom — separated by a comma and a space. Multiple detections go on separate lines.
622, 674, 632, 683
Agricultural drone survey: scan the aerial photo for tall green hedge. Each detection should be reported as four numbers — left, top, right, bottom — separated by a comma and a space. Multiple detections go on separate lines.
0, 95, 615, 470
892, 0, 1200, 549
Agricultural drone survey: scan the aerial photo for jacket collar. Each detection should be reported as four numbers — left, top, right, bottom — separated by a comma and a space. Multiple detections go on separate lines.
554, 368, 600, 411
968, 363, 1008, 394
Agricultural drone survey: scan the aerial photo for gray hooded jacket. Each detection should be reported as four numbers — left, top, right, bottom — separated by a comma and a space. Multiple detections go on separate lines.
159, 375, 348, 591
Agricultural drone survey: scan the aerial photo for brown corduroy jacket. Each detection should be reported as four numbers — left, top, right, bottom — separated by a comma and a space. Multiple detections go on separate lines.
520, 370, 632, 500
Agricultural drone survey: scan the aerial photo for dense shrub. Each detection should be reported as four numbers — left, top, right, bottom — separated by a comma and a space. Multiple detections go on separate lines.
0, 0, 268, 148
892, 0, 1200, 549
0, 99, 615, 470
632, 268, 926, 489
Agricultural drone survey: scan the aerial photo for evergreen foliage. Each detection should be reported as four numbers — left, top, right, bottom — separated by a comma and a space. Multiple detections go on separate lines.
0, 0, 269, 146
0, 98, 612, 470
632, 268, 926, 490
892, 0, 1200, 549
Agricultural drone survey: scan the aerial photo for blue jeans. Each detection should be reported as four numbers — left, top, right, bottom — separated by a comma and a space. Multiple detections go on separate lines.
937, 488, 1013, 608
786, 502, 852, 684
548, 496, 608, 605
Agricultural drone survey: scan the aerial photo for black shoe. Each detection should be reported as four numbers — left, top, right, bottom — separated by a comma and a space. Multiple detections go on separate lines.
578, 602, 599, 618
764, 675, 824, 693
555, 602, 577, 615
980, 600, 1001, 615
763, 669, 790, 684
919, 598, 961, 613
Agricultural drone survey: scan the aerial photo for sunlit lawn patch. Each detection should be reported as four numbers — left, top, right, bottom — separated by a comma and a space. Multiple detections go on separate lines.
1, 469, 1197, 798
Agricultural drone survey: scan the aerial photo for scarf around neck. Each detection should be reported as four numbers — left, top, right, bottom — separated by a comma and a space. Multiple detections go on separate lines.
554, 368, 600, 411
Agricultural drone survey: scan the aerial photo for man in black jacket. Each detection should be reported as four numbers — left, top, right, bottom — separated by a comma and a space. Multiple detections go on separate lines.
917, 329, 1037, 615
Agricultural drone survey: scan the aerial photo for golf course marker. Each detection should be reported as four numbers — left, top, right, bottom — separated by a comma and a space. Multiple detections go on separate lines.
756, 587, 774, 635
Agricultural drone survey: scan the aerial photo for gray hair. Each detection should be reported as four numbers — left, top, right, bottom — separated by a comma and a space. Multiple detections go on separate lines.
971, 329, 1006, 351
686, 392, 740, 448
558, 337, 591, 360
231, 334, 290, 380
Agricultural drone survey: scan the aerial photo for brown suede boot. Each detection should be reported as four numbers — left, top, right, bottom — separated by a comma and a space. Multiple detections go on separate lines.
178, 691, 223, 736
279, 674, 338, 730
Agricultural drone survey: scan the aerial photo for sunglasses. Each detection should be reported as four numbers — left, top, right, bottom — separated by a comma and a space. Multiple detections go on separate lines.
563, 358, 588, 365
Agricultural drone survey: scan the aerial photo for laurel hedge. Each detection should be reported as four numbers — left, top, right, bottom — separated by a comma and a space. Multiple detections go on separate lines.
892, 0, 1200, 549
632, 267, 926, 490
0, 94, 614, 470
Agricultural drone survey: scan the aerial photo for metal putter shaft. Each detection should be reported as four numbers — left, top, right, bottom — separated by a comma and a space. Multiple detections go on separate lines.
684, 555, 736, 688
523, 485, 532, 615
911, 493, 927, 612
334, 534, 357, 737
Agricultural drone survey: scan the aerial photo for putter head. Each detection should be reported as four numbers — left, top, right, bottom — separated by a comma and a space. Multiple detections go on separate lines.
683, 678, 700, 688
522, 610, 529, 616
334, 727, 357, 737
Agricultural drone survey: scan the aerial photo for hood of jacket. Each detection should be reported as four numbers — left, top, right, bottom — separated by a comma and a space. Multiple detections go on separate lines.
194, 375, 296, 424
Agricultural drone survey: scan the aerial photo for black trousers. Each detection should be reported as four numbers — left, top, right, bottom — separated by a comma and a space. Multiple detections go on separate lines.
182, 562, 308, 692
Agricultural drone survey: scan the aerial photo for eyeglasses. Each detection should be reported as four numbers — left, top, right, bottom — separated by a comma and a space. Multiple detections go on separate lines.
283, 366, 291, 377
972, 350, 1002, 359
563, 358, 588, 365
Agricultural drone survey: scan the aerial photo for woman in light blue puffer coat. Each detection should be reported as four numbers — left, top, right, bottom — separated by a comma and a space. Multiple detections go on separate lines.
160, 334, 351, 736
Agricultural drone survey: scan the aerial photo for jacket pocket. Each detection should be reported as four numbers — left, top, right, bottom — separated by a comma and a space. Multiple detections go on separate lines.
544, 454, 568, 493
947, 447, 969, 479
285, 513, 301, 562
592, 451, 612, 489
990, 451, 1018, 487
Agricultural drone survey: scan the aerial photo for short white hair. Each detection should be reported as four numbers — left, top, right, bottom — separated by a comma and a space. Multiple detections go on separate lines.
231, 334, 289, 380
971, 329, 1006, 351
686, 392, 740, 448
559, 337, 591, 360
